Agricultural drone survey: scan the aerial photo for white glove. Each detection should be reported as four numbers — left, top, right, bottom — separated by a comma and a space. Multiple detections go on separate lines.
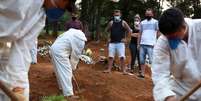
79, 55, 94, 64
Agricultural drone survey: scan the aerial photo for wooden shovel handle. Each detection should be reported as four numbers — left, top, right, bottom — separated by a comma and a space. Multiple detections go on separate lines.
0, 80, 19, 101
180, 81, 201, 101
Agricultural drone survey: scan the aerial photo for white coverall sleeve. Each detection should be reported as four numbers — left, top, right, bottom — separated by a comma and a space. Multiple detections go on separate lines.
152, 36, 176, 101
0, 0, 34, 42
70, 37, 85, 70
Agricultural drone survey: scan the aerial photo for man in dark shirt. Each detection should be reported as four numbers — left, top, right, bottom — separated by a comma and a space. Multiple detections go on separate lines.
65, 13, 83, 31
104, 10, 132, 74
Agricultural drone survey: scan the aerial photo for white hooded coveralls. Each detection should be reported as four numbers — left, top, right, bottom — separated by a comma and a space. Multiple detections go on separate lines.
0, 0, 45, 100
152, 19, 201, 101
50, 28, 87, 96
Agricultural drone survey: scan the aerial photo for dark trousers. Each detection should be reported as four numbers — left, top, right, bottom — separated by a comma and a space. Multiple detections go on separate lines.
129, 43, 140, 70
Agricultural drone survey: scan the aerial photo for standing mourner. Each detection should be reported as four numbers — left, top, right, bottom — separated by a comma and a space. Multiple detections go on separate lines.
138, 8, 159, 78
129, 14, 141, 73
152, 8, 201, 101
65, 13, 83, 31
0, 0, 75, 100
104, 10, 132, 74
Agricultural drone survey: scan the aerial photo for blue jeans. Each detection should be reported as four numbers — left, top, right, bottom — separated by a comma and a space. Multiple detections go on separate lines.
139, 45, 153, 65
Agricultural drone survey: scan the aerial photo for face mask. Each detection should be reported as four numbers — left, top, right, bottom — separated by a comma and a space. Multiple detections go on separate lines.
46, 8, 65, 22
134, 21, 140, 25
114, 16, 121, 22
146, 16, 152, 20
168, 38, 181, 50
72, 17, 77, 21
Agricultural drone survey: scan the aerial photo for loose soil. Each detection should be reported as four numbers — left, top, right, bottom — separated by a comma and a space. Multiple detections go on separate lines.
29, 40, 154, 101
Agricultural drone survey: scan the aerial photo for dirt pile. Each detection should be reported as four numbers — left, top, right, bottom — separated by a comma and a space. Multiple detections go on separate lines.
29, 41, 154, 101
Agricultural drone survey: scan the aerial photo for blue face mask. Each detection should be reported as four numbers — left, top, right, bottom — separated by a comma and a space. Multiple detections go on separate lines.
168, 38, 181, 50
46, 8, 65, 22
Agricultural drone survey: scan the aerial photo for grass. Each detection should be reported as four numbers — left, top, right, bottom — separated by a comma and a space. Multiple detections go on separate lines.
41, 95, 67, 101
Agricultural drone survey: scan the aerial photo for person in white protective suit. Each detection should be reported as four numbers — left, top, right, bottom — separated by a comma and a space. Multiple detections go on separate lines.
152, 8, 201, 101
0, 0, 75, 101
50, 27, 87, 100
0, 1, 45, 101
30, 40, 38, 64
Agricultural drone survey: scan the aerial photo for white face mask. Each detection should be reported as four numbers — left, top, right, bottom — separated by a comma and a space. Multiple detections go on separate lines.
134, 21, 140, 25
114, 16, 121, 21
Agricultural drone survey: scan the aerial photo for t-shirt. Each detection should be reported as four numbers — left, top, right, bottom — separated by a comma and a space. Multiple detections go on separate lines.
140, 18, 158, 46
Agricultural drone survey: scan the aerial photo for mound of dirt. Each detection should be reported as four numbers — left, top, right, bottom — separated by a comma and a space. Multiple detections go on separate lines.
29, 41, 154, 101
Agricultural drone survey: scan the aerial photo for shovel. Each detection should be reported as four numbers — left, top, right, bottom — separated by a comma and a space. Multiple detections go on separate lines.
180, 81, 201, 101
0, 80, 19, 101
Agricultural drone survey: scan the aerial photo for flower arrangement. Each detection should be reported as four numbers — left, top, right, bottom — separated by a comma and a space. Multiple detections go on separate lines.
83, 48, 93, 57
80, 48, 94, 64
38, 41, 52, 57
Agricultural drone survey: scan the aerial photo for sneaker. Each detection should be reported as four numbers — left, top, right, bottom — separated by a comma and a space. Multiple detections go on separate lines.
137, 74, 145, 79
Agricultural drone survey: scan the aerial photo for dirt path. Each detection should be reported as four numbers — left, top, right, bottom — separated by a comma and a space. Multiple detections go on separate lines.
29, 41, 154, 101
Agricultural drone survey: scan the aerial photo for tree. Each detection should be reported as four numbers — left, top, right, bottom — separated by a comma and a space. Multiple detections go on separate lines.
166, 0, 201, 18
79, 0, 163, 41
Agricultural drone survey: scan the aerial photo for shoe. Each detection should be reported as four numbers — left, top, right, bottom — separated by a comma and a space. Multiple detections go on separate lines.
130, 70, 134, 74
137, 74, 145, 79
103, 70, 111, 73
31, 62, 37, 64
122, 72, 134, 76
65, 95, 80, 101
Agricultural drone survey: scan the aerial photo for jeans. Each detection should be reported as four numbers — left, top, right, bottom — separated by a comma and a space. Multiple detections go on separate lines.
129, 43, 140, 69
139, 45, 153, 65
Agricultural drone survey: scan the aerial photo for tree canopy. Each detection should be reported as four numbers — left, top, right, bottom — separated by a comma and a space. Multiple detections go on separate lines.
44, 0, 201, 39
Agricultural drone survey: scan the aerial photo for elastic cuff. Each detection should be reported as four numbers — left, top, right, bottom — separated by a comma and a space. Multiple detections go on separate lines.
63, 91, 74, 97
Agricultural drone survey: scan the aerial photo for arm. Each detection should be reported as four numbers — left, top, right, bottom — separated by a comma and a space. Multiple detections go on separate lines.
157, 31, 161, 38
70, 36, 86, 70
137, 23, 143, 48
123, 21, 132, 34
0, 0, 43, 42
131, 33, 138, 37
132, 24, 140, 38
105, 21, 112, 42
152, 36, 176, 101
122, 21, 132, 42
156, 20, 161, 38
137, 33, 141, 49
